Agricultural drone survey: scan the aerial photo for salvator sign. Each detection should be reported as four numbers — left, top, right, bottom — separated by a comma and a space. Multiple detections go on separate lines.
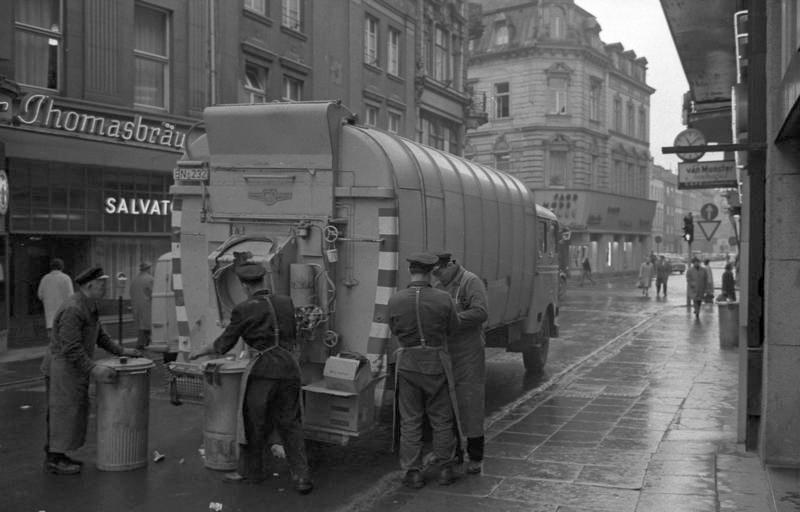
105, 197, 172, 215
15, 94, 186, 149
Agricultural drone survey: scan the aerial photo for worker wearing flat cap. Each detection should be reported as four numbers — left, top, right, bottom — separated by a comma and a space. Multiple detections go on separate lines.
129, 261, 154, 350
387, 251, 461, 489
41, 266, 141, 475
433, 252, 489, 475
190, 258, 312, 494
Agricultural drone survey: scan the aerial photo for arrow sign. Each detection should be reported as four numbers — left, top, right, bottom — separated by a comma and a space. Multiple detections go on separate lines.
697, 220, 721, 241
700, 202, 719, 221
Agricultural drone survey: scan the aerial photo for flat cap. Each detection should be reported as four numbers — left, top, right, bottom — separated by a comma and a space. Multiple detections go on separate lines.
435, 252, 452, 264
139, 261, 152, 271
75, 266, 109, 285
234, 261, 266, 280
406, 251, 438, 266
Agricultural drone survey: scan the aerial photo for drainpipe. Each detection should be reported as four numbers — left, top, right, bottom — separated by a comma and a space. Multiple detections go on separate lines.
208, 0, 217, 105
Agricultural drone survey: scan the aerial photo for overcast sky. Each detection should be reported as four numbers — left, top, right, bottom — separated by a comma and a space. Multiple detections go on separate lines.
575, 0, 688, 171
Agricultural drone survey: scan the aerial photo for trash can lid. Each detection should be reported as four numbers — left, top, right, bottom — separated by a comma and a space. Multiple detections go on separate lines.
96, 357, 156, 371
204, 357, 250, 374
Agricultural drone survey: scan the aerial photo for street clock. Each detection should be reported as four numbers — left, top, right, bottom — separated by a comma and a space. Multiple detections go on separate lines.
673, 128, 706, 162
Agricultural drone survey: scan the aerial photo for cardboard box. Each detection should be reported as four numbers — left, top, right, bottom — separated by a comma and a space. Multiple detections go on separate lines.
323, 355, 371, 394
303, 379, 377, 434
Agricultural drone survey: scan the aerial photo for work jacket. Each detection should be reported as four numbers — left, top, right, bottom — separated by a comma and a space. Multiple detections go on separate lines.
435, 265, 488, 437
43, 291, 124, 452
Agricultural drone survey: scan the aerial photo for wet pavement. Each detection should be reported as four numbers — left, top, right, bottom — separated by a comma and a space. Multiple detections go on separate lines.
0, 264, 790, 511
355, 265, 779, 512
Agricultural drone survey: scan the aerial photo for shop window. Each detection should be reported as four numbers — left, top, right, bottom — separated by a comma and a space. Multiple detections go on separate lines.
364, 15, 379, 66
134, 3, 169, 109
14, 0, 62, 90
282, 0, 302, 32
282, 75, 303, 101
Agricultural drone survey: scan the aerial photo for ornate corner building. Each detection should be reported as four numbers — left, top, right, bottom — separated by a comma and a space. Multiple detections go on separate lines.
464, 0, 656, 275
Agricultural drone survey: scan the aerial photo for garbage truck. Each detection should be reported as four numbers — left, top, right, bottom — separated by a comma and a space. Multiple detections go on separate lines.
169, 101, 560, 442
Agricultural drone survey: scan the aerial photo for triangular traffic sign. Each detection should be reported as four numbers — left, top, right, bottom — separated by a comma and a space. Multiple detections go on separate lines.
697, 220, 721, 241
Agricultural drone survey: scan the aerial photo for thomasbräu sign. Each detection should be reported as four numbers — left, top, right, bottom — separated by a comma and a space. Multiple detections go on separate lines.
105, 197, 172, 215
15, 94, 186, 149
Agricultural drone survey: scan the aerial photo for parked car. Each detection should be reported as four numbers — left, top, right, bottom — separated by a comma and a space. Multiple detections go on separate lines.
663, 254, 687, 274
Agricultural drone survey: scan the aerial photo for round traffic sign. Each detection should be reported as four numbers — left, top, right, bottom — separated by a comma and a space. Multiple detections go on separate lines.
700, 203, 719, 221
729, 236, 738, 246
654, 235, 662, 244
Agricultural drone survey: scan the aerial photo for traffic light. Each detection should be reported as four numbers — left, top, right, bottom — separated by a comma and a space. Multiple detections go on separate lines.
682, 214, 694, 243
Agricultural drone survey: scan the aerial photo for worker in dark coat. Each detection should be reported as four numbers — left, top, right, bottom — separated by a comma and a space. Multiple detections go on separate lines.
41, 266, 141, 475
189, 258, 312, 495
433, 253, 488, 475
388, 252, 460, 489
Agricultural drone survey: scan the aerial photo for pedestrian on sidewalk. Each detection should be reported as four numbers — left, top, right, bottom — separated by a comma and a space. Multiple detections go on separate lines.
655, 255, 671, 298
41, 266, 141, 475
37, 258, 74, 338
388, 252, 460, 489
703, 258, 715, 305
129, 261, 153, 350
686, 257, 709, 318
189, 255, 312, 495
433, 253, 488, 475
638, 258, 654, 297
579, 256, 595, 286
720, 262, 737, 301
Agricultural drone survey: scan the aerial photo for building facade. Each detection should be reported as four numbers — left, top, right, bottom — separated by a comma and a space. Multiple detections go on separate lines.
465, 0, 656, 276
0, 0, 204, 347
0, 0, 480, 351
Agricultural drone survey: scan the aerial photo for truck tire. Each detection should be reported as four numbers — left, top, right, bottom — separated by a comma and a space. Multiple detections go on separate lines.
522, 321, 550, 373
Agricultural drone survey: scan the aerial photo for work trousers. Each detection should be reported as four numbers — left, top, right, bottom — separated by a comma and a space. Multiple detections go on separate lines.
239, 377, 309, 480
397, 370, 455, 471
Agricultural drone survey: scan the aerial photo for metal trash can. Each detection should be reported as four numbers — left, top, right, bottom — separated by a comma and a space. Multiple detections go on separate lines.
95, 356, 155, 471
717, 301, 740, 347
203, 357, 249, 470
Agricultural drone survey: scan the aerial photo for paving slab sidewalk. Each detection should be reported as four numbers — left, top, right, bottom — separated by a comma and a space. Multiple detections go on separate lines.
363, 305, 776, 512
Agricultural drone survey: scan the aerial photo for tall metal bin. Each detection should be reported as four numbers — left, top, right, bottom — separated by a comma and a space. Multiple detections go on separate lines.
95, 357, 155, 471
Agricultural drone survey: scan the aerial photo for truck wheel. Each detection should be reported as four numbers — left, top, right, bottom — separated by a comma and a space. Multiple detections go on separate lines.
523, 321, 550, 373
522, 337, 549, 373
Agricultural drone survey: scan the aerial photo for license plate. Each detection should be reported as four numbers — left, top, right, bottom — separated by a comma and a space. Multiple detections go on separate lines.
173, 167, 209, 181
